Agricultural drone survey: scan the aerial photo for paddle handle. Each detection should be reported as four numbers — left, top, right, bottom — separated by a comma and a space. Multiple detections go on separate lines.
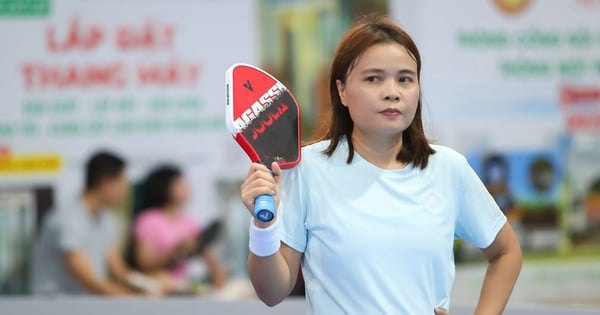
253, 167, 276, 222
254, 194, 275, 222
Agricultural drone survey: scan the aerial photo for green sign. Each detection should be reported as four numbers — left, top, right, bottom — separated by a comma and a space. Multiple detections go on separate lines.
0, 0, 50, 16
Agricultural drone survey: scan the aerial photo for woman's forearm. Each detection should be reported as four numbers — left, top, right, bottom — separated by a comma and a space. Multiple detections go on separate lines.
248, 242, 301, 307
249, 250, 295, 306
474, 249, 522, 314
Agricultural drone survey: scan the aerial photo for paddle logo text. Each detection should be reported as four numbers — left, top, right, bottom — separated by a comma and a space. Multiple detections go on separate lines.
251, 103, 288, 140
234, 81, 286, 131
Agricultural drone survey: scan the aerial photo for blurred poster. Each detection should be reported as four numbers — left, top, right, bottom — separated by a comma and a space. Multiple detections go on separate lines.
0, 0, 258, 222
567, 135, 600, 245
0, 190, 35, 294
391, 0, 600, 252
467, 148, 565, 250
0, 187, 53, 294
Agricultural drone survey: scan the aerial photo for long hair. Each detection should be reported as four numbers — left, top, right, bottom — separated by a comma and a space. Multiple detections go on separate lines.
127, 165, 182, 268
314, 16, 435, 169
136, 165, 182, 216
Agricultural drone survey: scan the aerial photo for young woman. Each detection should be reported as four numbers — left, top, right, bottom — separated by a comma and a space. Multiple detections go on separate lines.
241, 17, 522, 314
131, 165, 228, 291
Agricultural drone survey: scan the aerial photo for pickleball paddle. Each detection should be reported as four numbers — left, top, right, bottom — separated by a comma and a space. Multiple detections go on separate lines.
225, 64, 301, 222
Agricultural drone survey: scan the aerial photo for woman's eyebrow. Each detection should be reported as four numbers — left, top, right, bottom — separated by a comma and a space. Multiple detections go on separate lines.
360, 68, 386, 75
397, 69, 417, 76
360, 68, 416, 76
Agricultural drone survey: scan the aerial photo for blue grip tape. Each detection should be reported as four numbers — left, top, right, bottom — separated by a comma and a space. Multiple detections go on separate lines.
254, 194, 275, 222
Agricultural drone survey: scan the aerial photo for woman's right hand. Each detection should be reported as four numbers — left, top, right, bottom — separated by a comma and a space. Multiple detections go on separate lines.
240, 162, 282, 227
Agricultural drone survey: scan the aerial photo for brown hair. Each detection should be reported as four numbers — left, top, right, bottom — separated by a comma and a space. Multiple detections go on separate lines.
314, 16, 435, 169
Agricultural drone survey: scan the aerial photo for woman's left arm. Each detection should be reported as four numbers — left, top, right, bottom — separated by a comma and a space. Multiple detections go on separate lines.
475, 222, 523, 315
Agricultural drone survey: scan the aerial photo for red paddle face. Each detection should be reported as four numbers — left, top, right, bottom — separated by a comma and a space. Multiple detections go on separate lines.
226, 64, 301, 169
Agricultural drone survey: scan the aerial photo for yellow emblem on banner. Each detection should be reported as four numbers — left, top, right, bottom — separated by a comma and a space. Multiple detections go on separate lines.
493, 0, 531, 14
0, 153, 62, 175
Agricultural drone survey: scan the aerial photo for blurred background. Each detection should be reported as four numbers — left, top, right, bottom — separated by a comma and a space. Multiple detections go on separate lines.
0, 0, 599, 313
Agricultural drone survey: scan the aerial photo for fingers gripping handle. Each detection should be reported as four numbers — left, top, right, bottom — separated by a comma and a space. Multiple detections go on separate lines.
254, 194, 275, 222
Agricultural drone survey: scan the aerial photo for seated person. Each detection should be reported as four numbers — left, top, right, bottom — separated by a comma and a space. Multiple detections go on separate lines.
32, 151, 164, 295
130, 165, 227, 291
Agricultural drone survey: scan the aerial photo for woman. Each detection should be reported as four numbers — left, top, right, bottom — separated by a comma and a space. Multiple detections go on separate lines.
131, 165, 227, 291
241, 16, 522, 314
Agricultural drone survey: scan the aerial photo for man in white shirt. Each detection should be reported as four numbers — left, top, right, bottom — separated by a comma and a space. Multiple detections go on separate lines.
32, 151, 160, 295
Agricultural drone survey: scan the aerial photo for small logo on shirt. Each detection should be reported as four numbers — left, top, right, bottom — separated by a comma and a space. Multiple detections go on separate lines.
423, 192, 444, 214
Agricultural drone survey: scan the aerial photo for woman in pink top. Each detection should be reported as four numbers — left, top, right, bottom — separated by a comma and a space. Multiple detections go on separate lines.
131, 165, 228, 291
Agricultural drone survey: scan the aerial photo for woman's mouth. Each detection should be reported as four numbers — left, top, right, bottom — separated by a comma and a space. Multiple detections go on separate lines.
379, 108, 402, 117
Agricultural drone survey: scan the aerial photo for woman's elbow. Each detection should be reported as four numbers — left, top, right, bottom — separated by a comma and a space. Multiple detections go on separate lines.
256, 291, 286, 307
250, 276, 289, 307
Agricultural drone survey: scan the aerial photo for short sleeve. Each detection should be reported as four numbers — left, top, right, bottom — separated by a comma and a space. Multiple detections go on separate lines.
57, 210, 87, 251
278, 165, 308, 253
455, 158, 507, 249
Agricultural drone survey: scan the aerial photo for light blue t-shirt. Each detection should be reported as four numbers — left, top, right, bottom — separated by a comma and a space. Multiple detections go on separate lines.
278, 140, 506, 315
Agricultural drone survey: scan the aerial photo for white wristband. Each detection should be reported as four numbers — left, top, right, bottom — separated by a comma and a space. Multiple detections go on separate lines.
249, 217, 281, 257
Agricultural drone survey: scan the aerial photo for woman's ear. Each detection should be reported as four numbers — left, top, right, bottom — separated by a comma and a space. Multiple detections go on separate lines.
336, 79, 347, 107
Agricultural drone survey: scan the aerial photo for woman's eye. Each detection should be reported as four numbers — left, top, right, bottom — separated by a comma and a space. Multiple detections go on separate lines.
399, 76, 413, 83
365, 76, 379, 82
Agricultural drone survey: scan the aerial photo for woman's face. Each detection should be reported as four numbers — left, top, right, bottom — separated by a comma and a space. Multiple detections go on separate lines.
336, 42, 420, 138
169, 176, 190, 207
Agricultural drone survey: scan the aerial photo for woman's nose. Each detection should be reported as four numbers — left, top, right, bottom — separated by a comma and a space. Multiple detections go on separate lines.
383, 81, 401, 101
384, 94, 400, 101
